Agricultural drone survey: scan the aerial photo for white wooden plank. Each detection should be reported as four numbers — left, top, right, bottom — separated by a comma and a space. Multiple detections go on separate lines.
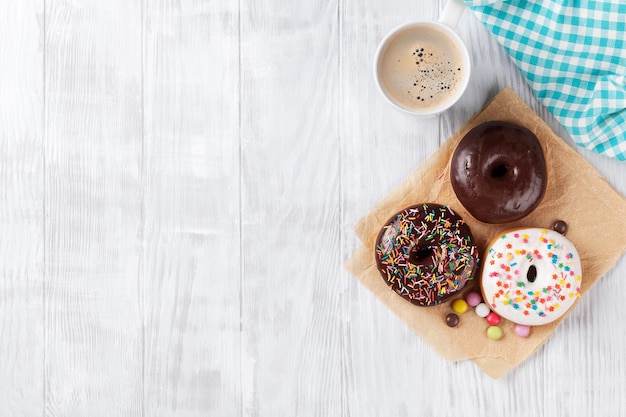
141, 1, 241, 415
239, 1, 342, 415
0, 1, 44, 416
44, 1, 143, 415
339, 1, 455, 416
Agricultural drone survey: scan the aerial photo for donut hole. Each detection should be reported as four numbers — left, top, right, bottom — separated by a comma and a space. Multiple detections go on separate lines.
486, 158, 519, 182
409, 246, 435, 266
490, 164, 509, 178
526, 264, 537, 283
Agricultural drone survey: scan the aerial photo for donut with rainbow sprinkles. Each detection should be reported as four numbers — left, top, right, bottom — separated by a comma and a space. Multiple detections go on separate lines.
375, 203, 480, 307
480, 227, 582, 326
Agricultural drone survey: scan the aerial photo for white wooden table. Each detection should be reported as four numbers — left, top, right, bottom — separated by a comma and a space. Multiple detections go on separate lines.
2, 1, 625, 416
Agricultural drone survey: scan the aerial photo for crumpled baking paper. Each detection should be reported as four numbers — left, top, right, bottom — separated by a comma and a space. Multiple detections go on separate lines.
345, 87, 626, 378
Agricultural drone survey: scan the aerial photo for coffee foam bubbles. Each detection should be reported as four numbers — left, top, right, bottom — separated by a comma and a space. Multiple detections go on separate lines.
379, 26, 465, 111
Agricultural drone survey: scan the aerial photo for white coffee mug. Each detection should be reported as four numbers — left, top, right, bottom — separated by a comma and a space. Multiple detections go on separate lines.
374, 0, 471, 116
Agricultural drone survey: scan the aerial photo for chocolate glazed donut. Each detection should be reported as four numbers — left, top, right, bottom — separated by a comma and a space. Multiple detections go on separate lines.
375, 203, 479, 306
450, 121, 547, 224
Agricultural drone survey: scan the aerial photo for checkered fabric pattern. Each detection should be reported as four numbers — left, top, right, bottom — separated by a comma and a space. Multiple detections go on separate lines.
464, 0, 626, 160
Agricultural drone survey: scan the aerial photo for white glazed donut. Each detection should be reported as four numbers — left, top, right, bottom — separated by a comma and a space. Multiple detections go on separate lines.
480, 228, 582, 326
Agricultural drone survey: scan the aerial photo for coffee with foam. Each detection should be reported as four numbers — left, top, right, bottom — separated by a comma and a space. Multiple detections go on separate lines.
378, 25, 466, 112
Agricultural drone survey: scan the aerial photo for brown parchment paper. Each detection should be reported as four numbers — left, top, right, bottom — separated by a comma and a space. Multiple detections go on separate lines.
345, 87, 626, 379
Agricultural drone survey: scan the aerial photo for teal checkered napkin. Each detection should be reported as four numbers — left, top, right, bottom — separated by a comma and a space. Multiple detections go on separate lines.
464, 0, 626, 160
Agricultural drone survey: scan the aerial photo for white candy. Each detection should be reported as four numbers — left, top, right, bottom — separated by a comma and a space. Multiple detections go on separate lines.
475, 303, 490, 318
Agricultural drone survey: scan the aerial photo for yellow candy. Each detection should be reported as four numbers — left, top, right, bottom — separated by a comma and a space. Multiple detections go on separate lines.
452, 298, 468, 314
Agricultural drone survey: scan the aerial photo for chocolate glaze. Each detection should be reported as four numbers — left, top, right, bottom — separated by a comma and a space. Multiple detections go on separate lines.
450, 121, 547, 224
374, 203, 479, 306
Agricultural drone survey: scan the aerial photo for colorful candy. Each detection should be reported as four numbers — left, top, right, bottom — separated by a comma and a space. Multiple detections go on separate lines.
487, 325, 503, 340
486, 312, 501, 326
553, 220, 568, 235
475, 303, 490, 318
452, 298, 468, 313
446, 313, 460, 327
465, 291, 482, 307
514, 324, 531, 337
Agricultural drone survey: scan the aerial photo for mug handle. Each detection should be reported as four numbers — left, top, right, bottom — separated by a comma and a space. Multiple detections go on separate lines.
439, 0, 466, 29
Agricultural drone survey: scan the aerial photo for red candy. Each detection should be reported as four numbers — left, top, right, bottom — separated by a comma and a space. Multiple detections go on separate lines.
486, 312, 501, 326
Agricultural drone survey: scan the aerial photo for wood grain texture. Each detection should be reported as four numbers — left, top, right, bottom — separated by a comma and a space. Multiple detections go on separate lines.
44, 1, 143, 415
239, 0, 343, 415
142, 0, 241, 415
340, 1, 450, 416
0, 1, 44, 416
0, 0, 624, 416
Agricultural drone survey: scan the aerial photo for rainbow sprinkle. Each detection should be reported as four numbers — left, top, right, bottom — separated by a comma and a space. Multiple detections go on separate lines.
482, 228, 582, 325
375, 203, 480, 306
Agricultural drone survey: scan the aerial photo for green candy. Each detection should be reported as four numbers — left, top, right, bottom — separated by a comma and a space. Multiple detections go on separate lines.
487, 325, 503, 340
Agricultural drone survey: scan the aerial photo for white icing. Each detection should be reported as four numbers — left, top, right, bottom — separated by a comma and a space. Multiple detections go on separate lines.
480, 228, 582, 326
